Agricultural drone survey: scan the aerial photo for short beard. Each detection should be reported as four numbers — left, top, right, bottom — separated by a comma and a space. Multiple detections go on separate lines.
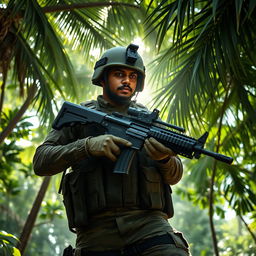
105, 83, 134, 105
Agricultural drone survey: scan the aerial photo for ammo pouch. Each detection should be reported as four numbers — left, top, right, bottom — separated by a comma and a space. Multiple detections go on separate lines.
139, 166, 174, 218
138, 152, 174, 218
61, 170, 89, 233
60, 157, 108, 233
163, 184, 174, 218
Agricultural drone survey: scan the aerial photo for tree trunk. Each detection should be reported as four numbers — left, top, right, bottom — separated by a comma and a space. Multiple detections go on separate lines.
17, 176, 51, 255
0, 70, 7, 118
0, 83, 37, 145
209, 80, 232, 255
209, 164, 219, 256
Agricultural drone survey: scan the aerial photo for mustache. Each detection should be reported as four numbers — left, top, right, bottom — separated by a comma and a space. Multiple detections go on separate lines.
117, 84, 132, 91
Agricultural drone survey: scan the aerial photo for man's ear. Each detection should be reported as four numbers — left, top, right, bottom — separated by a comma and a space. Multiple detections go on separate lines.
101, 70, 109, 88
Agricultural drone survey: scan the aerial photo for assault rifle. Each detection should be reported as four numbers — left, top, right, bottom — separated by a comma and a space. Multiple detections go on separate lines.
52, 101, 233, 174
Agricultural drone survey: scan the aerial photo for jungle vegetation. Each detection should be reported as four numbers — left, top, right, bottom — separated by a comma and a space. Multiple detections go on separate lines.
0, 1, 255, 255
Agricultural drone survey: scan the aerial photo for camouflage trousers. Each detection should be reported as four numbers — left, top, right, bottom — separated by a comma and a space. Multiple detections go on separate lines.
74, 232, 190, 256
139, 243, 190, 256
75, 245, 190, 256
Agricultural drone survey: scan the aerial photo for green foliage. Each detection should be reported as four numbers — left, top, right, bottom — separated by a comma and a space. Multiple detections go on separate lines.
2, 0, 75, 121
144, 2, 256, 251
171, 193, 214, 255
0, 109, 34, 194
23, 175, 75, 255
146, 0, 256, 126
1, 0, 256, 255
218, 217, 256, 255
0, 0, 145, 124
39, 200, 64, 221
0, 231, 21, 256
0, 106, 74, 255
1, 109, 33, 140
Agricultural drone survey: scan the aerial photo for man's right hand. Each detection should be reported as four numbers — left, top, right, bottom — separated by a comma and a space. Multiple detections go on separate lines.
85, 135, 132, 161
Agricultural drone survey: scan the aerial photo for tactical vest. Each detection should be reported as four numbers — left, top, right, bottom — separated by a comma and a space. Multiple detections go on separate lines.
61, 100, 174, 232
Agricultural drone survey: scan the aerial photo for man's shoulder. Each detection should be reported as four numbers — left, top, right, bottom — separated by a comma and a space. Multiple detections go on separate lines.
80, 100, 98, 109
131, 101, 148, 111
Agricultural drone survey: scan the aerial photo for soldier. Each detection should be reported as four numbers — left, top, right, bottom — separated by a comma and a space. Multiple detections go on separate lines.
33, 44, 190, 256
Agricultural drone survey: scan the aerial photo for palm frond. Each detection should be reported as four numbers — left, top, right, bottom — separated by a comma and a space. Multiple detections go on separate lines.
146, 0, 256, 128
1, 0, 147, 126
13, 28, 62, 122
223, 163, 256, 215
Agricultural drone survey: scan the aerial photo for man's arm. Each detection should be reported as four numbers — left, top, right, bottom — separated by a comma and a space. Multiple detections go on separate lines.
33, 127, 132, 176
33, 128, 87, 176
33, 126, 182, 183
156, 157, 183, 185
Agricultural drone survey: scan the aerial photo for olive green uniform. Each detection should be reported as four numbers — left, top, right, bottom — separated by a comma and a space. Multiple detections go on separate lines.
33, 96, 190, 256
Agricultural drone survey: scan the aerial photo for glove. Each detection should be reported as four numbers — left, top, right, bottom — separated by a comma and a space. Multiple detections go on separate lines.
85, 134, 132, 161
144, 137, 176, 161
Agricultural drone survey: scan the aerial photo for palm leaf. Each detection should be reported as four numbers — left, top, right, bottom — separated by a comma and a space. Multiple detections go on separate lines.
146, 0, 256, 125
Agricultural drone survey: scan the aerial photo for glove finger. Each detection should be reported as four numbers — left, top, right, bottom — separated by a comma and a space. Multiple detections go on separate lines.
111, 135, 132, 147
105, 147, 118, 161
144, 141, 154, 158
107, 138, 121, 156
144, 139, 158, 156
102, 136, 120, 161
148, 138, 166, 152
148, 137, 175, 156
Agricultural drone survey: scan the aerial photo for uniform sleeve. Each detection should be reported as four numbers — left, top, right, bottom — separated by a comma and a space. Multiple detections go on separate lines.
33, 127, 88, 176
156, 156, 183, 185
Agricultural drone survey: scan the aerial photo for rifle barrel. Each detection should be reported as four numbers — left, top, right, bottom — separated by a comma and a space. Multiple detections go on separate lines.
154, 120, 185, 132
199, 148, 233, 164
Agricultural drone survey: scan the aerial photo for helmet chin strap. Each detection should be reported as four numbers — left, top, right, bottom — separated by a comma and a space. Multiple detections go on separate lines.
133, 92, 139, 101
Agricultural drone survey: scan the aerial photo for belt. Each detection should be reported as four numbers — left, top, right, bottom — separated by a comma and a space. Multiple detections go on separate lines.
81, 233, 175, 256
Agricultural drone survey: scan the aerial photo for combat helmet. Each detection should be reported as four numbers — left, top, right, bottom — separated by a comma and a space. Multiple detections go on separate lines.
92, 44, 145, 92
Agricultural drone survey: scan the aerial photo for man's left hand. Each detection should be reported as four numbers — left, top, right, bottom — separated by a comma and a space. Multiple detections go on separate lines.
144, 137, 176, 161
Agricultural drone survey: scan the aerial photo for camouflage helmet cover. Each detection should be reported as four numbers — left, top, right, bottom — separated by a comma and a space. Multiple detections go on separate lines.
92, 44, 145, 92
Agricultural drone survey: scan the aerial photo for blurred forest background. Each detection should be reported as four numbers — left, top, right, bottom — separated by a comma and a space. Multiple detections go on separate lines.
0, 0, 255, 255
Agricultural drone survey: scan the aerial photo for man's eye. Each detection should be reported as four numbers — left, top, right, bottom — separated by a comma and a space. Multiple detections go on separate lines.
130, 74, 138, 80
115, 72, 124, 77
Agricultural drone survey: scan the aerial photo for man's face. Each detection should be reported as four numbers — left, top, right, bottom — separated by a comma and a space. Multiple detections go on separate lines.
102, 67, 138, 105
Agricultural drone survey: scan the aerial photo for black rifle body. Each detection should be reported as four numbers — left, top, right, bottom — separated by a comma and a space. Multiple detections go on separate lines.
52, 101, 233, 174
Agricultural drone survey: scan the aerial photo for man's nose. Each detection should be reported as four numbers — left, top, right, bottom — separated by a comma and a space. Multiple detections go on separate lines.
122, 75, 130, 84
